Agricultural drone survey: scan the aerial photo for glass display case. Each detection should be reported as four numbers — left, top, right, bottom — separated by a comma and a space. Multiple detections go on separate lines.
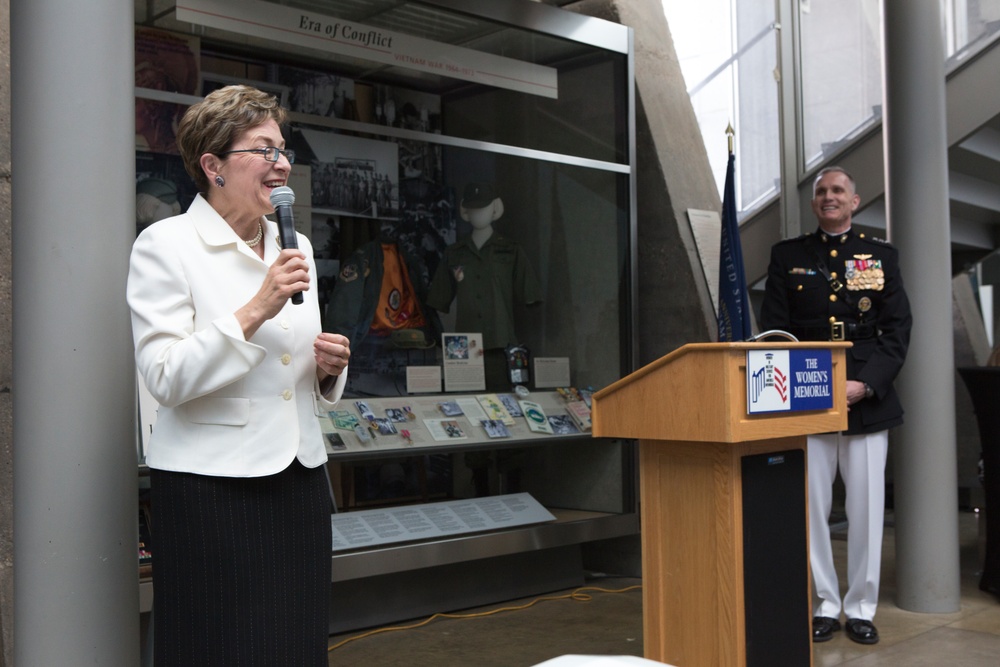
135, 0, 637, 630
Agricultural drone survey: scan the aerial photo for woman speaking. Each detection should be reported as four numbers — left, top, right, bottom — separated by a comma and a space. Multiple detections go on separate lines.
127, 85, 350, 666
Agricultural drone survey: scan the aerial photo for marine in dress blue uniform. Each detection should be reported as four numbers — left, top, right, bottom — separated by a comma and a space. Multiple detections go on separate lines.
761, 167, 912, 646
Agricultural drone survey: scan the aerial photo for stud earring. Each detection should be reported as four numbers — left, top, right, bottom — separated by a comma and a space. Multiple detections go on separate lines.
215, 175, 225, 187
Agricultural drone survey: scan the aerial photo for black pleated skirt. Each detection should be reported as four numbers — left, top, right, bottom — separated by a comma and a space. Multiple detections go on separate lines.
150, 460, 331, 667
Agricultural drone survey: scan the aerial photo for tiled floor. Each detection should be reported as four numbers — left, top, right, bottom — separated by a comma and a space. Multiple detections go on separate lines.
811, 511, 1000, 666
326, 510, 1000, 666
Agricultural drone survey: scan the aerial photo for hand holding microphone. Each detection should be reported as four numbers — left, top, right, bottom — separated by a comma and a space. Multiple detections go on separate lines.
269, 186, 303, 305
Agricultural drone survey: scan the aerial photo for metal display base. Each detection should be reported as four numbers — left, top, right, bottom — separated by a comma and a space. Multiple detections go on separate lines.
330, 545, 584, 634
328, 511, 637, 634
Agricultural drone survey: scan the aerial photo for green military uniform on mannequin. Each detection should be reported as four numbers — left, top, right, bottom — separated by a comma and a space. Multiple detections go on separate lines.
428, 235, 540, 350
428, 183, 542, 495
427, 182, 542, 389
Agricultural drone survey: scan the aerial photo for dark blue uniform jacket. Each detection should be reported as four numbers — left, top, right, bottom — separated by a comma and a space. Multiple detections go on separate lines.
760, 228, 912, 435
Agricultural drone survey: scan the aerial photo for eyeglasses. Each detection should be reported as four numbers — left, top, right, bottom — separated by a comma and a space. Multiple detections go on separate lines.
218, 146, 295, 164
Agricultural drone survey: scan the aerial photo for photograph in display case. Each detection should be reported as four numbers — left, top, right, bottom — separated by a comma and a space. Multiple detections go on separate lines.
442, 333, 486, 392
438, 400, 463, 417
385, 407, 407, 423
355, 400, 376, 421
277, 65, 356, 119
547, 414, 580, 435
292, 127, 399, 219
358, 83, 441, 132
134, 27, 200, 155
498, 393, 524, 418
481, 419, 512, 439
371, 417, 397, 436
324, 432, 348, 452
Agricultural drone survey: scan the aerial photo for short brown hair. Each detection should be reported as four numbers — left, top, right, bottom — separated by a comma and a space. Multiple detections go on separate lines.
176, 85, 288, 192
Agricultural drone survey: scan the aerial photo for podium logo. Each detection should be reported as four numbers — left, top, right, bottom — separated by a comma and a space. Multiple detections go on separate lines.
748, 350, 791, 412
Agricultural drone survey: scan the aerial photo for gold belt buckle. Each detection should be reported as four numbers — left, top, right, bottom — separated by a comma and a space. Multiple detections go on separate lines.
831, 321, 845, 341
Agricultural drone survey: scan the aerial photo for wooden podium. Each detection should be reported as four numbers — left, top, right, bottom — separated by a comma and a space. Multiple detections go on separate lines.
592, 342, 849, 667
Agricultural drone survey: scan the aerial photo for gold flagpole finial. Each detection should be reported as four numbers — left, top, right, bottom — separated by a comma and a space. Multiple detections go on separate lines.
726, 123, 735, 155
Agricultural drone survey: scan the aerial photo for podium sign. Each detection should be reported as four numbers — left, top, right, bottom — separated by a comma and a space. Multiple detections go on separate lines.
746, 348, 833, 414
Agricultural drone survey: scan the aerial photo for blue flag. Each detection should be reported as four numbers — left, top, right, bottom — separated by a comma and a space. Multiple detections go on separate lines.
717, 151, 753, 341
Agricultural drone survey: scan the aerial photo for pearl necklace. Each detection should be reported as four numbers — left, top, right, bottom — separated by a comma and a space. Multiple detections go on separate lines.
244, 222, 263, 248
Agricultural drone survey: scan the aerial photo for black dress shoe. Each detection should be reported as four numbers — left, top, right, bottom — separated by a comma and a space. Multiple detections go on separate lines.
812, 616, 841, 642
845, 618, 879, 645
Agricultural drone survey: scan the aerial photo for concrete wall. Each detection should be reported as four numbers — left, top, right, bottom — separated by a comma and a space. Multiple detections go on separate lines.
1, 0, 11, 662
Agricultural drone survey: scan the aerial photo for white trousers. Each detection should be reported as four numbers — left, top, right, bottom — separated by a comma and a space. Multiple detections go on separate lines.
808, 430, 888, 621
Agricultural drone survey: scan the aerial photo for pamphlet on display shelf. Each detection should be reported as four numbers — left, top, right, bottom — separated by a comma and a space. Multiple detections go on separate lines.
455, 397, 488, 423
329, 410, 360, 431
564, 401, 592, 431
423, 418, 469, 441
518, 399, 554, 434
498, 393, 523, 417
477, 393, 516, 426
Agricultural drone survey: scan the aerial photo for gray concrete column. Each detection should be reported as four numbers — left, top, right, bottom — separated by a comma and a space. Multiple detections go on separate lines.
776, 0, 802, 240
11, 0, 138, 663
882, 0, 961, 612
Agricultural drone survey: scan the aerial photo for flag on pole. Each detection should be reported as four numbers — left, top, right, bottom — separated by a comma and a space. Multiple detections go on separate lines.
717, 128, 753, 341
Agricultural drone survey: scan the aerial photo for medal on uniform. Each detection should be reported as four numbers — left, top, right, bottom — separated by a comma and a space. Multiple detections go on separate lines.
858, 296, 872, 313
845, 257, 884, 291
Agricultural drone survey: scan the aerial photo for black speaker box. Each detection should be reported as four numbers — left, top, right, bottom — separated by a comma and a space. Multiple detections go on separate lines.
741, 448, 811, 666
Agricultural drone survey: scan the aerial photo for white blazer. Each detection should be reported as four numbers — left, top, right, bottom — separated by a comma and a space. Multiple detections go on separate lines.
127, 194, 347, 477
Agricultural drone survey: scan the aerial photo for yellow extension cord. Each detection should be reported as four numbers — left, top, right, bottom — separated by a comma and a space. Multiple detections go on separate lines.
327, 583, 643, 653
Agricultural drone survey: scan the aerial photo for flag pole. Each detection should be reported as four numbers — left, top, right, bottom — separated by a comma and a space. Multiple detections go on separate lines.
717, 121, 752, 341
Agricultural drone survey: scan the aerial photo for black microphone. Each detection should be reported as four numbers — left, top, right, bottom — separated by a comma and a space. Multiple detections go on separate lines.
269, 186, 303, 305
